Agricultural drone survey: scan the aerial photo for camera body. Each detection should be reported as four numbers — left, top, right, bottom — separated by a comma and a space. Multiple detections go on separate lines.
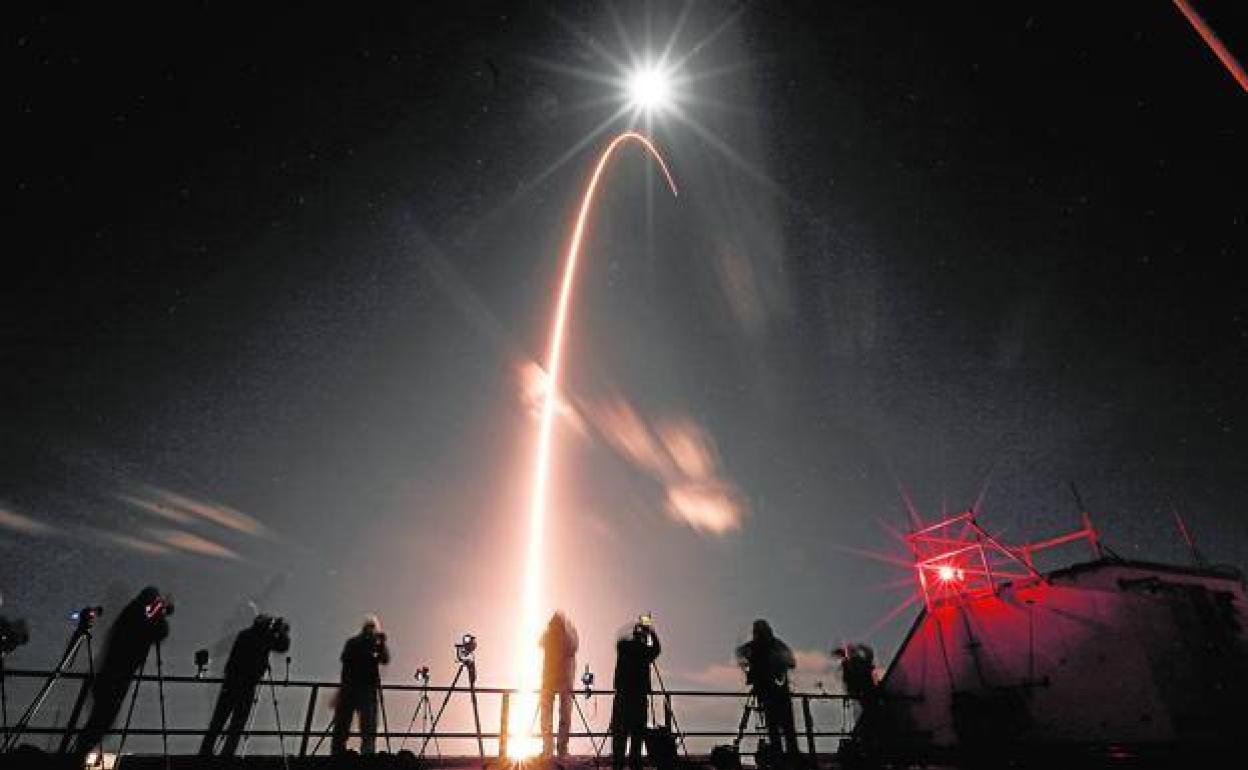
144, 595, 174, 620
455, 633, 477, 661
581, 665, 595, 697
264, 616, 290, 645
414, 665, 431, 685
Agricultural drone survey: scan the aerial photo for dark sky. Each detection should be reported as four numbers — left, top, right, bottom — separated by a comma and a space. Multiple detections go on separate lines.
5, 0, 1246, 749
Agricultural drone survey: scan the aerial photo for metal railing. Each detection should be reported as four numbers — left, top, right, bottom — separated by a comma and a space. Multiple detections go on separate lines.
2, 667, 857, 760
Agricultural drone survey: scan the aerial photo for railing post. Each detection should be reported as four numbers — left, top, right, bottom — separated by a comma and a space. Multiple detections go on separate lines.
499, 691, 510, 760
664, 693, 672, 730
801, 695, 816, 759
299, 684, 319, 757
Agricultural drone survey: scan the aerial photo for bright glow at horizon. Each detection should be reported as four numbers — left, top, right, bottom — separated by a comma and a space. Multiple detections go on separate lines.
627, 65, 674, 113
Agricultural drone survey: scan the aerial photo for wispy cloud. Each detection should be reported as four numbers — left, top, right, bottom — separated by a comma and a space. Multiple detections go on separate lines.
151, 528, 240, 560
0, 505, 59, 537
586, 396, 748, 534
80, 526, 173, 556
515, 362, 748, 535
118, 484, 269, 538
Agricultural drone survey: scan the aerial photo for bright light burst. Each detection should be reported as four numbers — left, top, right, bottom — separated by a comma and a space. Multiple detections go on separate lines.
626, 64, 674, 113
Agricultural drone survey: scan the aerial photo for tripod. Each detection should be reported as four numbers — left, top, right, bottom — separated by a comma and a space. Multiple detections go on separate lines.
113, 642, 171, 766
376, 680, 393, 754
650, 661, 689, 760
419, 655, 484, 769
3, 615, 95, 752
1, 650, 9, 745
734, 693, 764, 751
400, 675, 439, 754
236, 664, 289, 770
571, 690, 604, 763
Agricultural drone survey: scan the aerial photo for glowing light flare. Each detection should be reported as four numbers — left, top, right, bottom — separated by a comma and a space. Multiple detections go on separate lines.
936, 564, 963, 583
510, 132, 677, 757
627, 65, 675, 113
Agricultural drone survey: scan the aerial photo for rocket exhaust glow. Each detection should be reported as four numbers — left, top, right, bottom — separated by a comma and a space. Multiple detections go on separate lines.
510, 132, 677, 757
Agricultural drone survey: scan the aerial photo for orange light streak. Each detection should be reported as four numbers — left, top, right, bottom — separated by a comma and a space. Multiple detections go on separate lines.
510, 132, 677, 757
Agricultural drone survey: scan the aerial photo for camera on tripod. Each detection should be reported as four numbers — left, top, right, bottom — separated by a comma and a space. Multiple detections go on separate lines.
69, 605, 103, 633
194, 649, 210, 678
414, 665, 431, 685
261, 615, 290, 646
581, 665, 595, 698
455, 633, 477, 661
1, 615, 30, 654
144, 595, 174, 620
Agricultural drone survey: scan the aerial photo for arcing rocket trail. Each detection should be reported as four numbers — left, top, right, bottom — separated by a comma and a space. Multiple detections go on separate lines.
510, 132, 677, 756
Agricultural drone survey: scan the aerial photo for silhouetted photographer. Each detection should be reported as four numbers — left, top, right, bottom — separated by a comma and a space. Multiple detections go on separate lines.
833, 642, 877, 725
735, 619, 799, 769
199, 614, 291, 756
539, 610, 579, 757
71, 586, 172, 762
611, 618, 661, 770
332, 614, 390, 755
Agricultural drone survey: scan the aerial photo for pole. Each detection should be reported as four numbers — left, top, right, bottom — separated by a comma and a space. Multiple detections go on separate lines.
801, 696, 816, 759
498, 691, 510, 759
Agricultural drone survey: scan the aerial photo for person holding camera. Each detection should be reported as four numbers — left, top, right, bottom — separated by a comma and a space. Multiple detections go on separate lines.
539, 610, 579, 757
611, 617, 661, 770
199, 614, 291, 756
71, 586, 172, 762
735, 619, 799, 769
332, 614, 390, 755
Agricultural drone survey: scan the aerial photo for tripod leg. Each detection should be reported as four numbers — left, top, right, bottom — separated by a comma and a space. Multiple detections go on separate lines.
115, 655, 148, 758
468, 674, 484, 770
309, 713, 336, 756
155, 643, 169, 768
423, 694, 443, 758
4, 631, 85, 751
268, 670, 290, 770
573, 695, 603, 762
399, 690, 422, 752
376, 682, 393, 754
1, 653, 8, 744
59, 637, 94, 754
418, 662, 464, 759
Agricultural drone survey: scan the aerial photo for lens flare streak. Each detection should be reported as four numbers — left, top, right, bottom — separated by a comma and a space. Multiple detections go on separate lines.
510, 132, 677, 756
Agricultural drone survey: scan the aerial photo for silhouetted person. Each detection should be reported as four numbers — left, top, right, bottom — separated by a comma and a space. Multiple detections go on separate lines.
71, 587, 172, 762
539, 611, 579, 756
332, 615, 390, 755
833, 643, 877, 725
199, 614, 291, 756
611, 621, 661, 770
735, 619, 799, 768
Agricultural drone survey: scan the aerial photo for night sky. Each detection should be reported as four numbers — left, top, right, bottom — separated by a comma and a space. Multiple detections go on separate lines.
6, 0, 1247, 748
